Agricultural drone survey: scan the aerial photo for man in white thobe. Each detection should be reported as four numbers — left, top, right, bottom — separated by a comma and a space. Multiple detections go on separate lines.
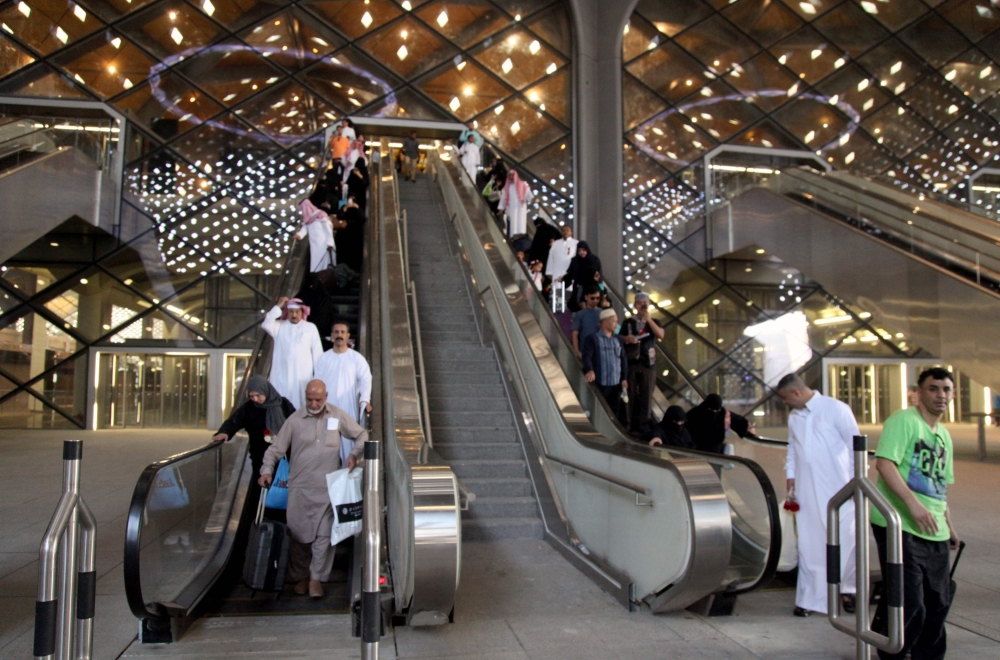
314, 321, 372, 425
261, 297, 324, 409
259, 380, 367, 599
458, 134, 481, 179
545, 224, 579, 281
296, 199, 336, 272
777, 373, 859, 617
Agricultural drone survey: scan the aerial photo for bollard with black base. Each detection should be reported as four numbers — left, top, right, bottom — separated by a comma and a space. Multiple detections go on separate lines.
827, 435, 904, 660
361, 440, 382, 660
34, 439, 97, 660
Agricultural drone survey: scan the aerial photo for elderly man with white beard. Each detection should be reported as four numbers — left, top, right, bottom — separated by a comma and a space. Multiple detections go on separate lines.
261, 296, 324, 409
259, 380, 367, 599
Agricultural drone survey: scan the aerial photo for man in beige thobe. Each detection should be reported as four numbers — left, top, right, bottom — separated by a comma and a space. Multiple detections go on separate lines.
259, 379, 367, 598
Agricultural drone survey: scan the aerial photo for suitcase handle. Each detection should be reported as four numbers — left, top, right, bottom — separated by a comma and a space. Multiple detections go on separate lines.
256, 486, 268, 525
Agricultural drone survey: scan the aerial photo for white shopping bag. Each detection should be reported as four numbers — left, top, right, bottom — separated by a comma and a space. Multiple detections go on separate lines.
326, 467, 363, 546
552, 280, 566, 314
777, 500, 798, 572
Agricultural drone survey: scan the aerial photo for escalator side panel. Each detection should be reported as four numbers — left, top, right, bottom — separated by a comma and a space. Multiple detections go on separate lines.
716, 187, 1000, 392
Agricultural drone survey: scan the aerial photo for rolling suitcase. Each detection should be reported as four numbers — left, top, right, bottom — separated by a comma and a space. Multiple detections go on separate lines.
243, 486, 290, 594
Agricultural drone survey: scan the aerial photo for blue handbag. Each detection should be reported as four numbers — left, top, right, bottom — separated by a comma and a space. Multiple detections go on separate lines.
148, 466, 190, 511
264, 457, 289, 510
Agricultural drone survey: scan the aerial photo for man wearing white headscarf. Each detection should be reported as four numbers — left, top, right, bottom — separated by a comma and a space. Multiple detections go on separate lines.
458, 134, 481, 179
314, 320, 372, 425
498, 169, 534, 236
296, 199, 335, 272
261, 297, 324, 409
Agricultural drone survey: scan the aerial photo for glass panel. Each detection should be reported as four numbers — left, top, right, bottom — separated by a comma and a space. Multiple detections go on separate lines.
625, 41, 711, 105
0, 62, 90, 97
680, 81, 764, 142
0, 308, 83, 382
415, 0, 509, 49
680, 288, 764, 352
623, 218, 673, 278
123, 149, 216, 222
0, 265, 81, 297
861, 102, 934, 158
107, 306, 208, 343
821, 129, 896, 174
123, 121, 161, 165
696, 357, 767, 410
630, 112, 714, 172
112, 72, 224, 141
520, 138, 572, 191
525, 3, 570, 57
229, 148, 317, 206
942, 48, 1000, 102
218, 225, 296, 276
521, 67, 569, 125
723, 0, 803, 48
631, 247, 719, 316
174, 41, 286, 108
625, 177, 704, 248
938, 0, 1000, 42
941, 110, 1000, 165
471, 25, 566, 91
169, 113, 280, 179
0, 390, 76, 428
526, 180, 571, 226
35, 350, 87, 424
898, 134, 976, 189
357, 15, 457, 79
298, 47, 400, 113
811, 0, 889, 57
634, 0, 713, 38
977, 29, 1000, 62
473, 95, 566, 161
674, 15, 762, 72
780, 0, 844, 21
0, 371, 18, 397
373, 85, 453, 119
188, 0, 272, 32
623, 141, 670, 201
797, 292, 861, 352
416, 58, 512, 121
119, 0, 224, 61
899, 14, 968, 68
771, 96, 849, 151
161, 273, 269, 344
240, 8, 346, 73
866, 0, 930, 30
233, 80, 338, 142
815, 63, 890, 121
829, 328, 903, 356
489, 0, 551, 19
661, 320, 725, 377
857, 39, 926, 96
37, 267, 158, 340
623, 73, 667, 131
622, 13, 664, 64
304, 0, 403, 40
769, 26, 847, 85
97, 239, 202, 303
726, 52, 799, 112
0, 0, 104, 55
0, 32, 35, 76
53, 31, 156, 99
76, 0, 158, 21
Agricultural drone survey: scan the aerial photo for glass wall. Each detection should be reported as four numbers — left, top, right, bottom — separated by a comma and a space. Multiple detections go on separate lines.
622, 0, 1000, 423
0, 0, 573, 427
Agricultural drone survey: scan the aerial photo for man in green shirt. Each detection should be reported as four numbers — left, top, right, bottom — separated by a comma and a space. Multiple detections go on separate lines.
870, 367, 960, 660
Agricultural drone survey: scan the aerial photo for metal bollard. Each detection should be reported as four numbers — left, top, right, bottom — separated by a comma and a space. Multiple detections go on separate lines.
34, 439, 97, 660
827, 435, 904, 660
361, 440, 381, 660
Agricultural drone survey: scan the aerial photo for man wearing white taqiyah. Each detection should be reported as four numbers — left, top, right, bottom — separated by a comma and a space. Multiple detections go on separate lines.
777, 373, 859, 617
261, 297, 324, 409
314, 321, 372, 425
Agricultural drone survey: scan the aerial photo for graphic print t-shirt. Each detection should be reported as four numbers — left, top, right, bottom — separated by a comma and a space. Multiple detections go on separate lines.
870, 406, 954, 541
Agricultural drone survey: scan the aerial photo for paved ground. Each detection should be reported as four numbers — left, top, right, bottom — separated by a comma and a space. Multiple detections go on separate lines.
5, 428, 1000, 659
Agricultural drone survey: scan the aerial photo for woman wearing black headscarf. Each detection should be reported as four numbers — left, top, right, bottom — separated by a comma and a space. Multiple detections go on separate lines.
346, 156, 370, 215
648, 405, 695, 449
563, 241, 602, 310
529, 217, 562, 266
685, 393, 752, 454
212, 374, 296, 481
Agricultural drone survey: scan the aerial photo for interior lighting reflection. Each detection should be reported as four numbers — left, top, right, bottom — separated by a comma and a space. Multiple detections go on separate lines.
17, 1, 29, 17
502, 58, 513, 73
361, 11, 373, 28
397, 45, 408, 60
437, 10, 448, 27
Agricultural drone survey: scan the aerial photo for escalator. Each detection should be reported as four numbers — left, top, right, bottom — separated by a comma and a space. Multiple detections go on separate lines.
710, 165, 1000, 392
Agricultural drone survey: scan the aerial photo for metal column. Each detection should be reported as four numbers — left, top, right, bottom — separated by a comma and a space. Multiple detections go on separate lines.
361, 439, 382, 660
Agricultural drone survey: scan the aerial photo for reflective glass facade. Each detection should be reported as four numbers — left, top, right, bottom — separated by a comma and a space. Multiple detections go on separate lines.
620, 0, 996, 420
0, 0, 573, 427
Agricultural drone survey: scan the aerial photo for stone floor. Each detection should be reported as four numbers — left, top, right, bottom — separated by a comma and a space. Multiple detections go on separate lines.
5, 428, 1000, 659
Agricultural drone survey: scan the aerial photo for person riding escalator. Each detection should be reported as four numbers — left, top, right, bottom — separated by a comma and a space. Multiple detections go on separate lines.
685, 394, 754, 454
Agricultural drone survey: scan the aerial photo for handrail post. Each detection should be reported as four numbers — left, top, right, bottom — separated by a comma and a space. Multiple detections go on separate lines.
827, 435, 904, 659
361, 440, 382, 660
34, 439, 95, 660
977, 413, 987, 461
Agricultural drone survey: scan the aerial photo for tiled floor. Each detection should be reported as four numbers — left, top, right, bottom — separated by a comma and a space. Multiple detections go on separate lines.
6, 428, 1000, 659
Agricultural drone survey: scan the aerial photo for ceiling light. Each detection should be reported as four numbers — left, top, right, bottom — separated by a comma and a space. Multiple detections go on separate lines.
546, 62, 557, 75
397, 45, 408, 60
464, 85, 474, 96
529, 40, 540, 54
73, 4, 86, 21
437, 10, 448, 27
55, 26, 68, 44
862, 0, 878, 13
799, 1, 816, 13
510, 121, 520, 135
17, 1, 30, 17
495, 104, 504, 114
202, 0, 215, 16
171, 27, 183, 44
449, 96, 460, 111
361, 11, 372, 28
502, 58, 513, 73
402, 0, 411, 9
400, 29, 408, 39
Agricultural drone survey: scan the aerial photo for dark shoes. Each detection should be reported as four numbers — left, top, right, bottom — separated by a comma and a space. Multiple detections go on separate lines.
794, 607, 812, 617
843, 594, 856, 614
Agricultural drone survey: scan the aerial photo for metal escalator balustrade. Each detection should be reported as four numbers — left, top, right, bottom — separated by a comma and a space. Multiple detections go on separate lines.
432, 146, 734, 613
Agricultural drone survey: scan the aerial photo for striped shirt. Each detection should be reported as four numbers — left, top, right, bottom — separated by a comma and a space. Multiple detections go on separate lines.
594, 332, 623, 386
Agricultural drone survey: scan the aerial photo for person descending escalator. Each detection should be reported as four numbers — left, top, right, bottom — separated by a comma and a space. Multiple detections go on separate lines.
562, 241, 601, 312
345, 157, 370, 216
685, 393, 754, 455
647, 405, 695, 449
261, 297, 324, 409
529, 217, 561, 268
582, 308, 629, 425
620, 291, 666, 435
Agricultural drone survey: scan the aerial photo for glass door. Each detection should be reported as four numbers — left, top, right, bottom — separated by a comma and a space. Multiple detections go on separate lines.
97, 353, 208, 428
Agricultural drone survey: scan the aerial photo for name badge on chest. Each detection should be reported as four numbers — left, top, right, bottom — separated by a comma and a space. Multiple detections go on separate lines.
327, 418, 340, 431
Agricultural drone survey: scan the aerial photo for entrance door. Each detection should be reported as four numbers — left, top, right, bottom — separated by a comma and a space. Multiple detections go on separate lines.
830, 364, 876, 425
98, 353, 208, 428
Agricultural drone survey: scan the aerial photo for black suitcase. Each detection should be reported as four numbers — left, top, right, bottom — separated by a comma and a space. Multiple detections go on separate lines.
243, 487, 290, 593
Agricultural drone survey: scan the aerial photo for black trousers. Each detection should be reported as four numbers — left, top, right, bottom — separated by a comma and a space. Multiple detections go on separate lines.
872, 524, 952, 660
598, 384, 629, 426
627, 362, 656, 433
